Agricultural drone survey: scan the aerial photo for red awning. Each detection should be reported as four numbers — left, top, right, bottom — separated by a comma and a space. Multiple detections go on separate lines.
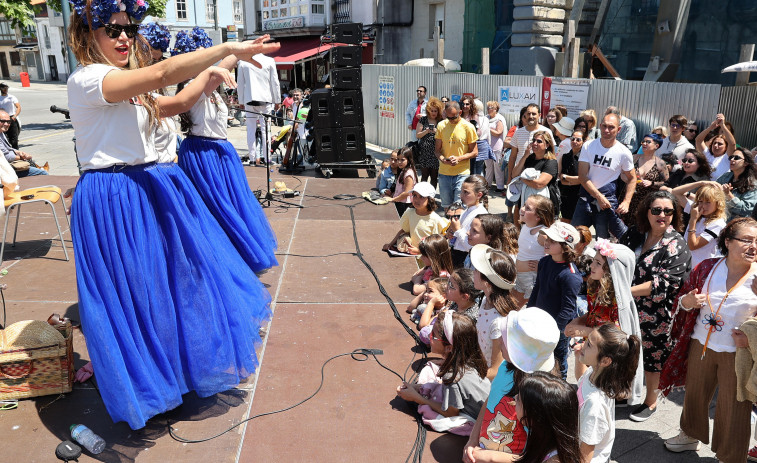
268, 38, 336, 69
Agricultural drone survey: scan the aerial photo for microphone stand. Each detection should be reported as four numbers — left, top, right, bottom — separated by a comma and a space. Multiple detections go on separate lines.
237, 103, 303, 209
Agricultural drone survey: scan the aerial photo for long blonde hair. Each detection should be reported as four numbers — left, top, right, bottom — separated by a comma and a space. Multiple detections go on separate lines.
68, 4, 159, 128
694, 183, 727, 224
532, 130, 556, 160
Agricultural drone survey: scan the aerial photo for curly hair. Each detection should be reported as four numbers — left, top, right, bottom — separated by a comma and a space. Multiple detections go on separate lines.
587, 254, 615, 307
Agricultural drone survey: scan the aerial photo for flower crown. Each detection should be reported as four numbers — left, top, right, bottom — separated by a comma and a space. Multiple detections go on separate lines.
170, 27, 213, 56
594, 238, 617, 260
70, 0, 148, 30
139, 22, 170, 52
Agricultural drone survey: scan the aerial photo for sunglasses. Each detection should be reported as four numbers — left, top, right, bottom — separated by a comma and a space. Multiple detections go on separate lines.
0, 119, 10, 124
669, 123, 682, 129
104, 23, 139, 39
570, 137, 583, 142
649, 206, 675, 216
447, 214, 461, 219
687, 128, 697, 133
417, 89, 425, 93
532, 139, 545, 144
462, 103, 471, 106
729, 155, 744, 161
448, 115, 459, 120
682, 158, 697, 164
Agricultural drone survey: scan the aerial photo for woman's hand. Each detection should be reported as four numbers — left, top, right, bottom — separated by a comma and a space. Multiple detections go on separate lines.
230, 35, 280, 63
641, 179, 653, 187
689, 203, 701, 223
448, 216, 461, 232
680, 288, 707, 310
722, 183, 735, 200
207, 66, 236, 89
564, 319, 587, 338
407, 244, 420, 255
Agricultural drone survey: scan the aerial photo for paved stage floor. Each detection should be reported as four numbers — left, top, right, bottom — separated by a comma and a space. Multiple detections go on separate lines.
0, 167, 752, 462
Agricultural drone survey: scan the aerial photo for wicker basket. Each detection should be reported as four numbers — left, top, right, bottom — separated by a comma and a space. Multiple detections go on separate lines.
0, 318, 74, 400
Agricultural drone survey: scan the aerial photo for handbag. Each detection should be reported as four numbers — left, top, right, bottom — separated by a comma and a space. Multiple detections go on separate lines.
9, 160, 30, 173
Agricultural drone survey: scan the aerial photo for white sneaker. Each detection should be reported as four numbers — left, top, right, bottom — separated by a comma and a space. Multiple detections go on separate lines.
664, 431, 701, 452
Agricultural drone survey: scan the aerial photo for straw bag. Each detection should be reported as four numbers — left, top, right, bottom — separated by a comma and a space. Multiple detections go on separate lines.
0, 303, 74, 399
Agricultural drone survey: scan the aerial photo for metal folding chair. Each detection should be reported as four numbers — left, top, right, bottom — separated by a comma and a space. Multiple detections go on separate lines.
1, 186, 70, 263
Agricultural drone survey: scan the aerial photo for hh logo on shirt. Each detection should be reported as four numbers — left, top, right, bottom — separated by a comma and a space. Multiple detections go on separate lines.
593, 154, 612, 168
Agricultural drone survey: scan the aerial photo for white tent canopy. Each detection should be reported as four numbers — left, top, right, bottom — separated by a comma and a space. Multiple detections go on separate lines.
403, 58, 461, 72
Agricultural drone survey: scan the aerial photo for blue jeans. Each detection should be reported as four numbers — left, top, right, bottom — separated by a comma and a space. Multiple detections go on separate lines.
472, 159, 485, 175
18, 166, 48, 177
572, 195, 627, 239
438, 173, 466, 207
554, 333, 570, 380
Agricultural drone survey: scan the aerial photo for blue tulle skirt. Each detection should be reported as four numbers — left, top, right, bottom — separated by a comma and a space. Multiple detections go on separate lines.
178, 136, 277, 272
71, 162, 272, 430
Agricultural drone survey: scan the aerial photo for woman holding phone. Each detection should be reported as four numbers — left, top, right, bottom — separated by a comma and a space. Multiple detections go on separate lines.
416, 96, 444, 187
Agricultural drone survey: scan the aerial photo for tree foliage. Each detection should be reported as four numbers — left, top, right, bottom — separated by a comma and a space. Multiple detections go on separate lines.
0, 0, 38, 29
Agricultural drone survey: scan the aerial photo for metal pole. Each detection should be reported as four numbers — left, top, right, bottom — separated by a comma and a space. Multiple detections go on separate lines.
60, 0, 78, 74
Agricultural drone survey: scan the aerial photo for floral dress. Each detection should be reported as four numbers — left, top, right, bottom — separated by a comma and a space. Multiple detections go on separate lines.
623, 157, 667, 227
621, 225, 692, 372
416, 116, 439, 169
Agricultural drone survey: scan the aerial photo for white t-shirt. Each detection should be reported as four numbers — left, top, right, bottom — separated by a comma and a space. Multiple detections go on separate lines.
154, 116, 179, 163
488, 114, 507, 153
578, 140, 634, 190
705, 148, 731, 181
692, 261, 757, 352
578, 368, 614, 463
68, 64, 158, 170
655, 136, 693, 160
510, 124, 550, 164
517, 224, 546, 261
476, 298, 504, 368
453, 203, 488, 251
683, 201, 725, 268
0, 94, 18, 116
188, 90, 228, 139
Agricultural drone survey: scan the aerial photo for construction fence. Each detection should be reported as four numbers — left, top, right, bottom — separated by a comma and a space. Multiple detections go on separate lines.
362, 64, 757, 152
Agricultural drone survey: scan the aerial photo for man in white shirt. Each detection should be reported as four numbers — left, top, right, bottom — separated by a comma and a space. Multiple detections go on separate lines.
573, 114, 636, 239
0, 83, 21, 149
508, 104, 550, 183
606, 106, 637, 152
0, 110, 47, 176
405, 85, 427, 141
236, 54, 280, 165
656, 114, 693, 160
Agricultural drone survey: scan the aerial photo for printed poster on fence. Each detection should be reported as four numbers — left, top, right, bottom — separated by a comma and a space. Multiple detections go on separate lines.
549, 79, 590, 120
379, 76, 395, 119
498, 86, 539, 115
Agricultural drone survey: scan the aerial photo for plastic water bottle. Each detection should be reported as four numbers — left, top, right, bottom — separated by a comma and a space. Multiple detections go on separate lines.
70, 424, 105, 454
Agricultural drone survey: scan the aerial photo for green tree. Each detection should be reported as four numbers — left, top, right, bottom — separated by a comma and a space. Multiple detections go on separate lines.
0, 0, 38, 28
46, 0, 168, 19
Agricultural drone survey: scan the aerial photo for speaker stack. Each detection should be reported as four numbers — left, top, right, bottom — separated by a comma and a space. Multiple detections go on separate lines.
305, 23, 374, 178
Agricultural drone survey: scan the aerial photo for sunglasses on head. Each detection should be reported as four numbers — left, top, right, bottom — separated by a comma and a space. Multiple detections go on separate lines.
104, 23, 139, 39
729, 155, 744, 161
649, 206, 675, 216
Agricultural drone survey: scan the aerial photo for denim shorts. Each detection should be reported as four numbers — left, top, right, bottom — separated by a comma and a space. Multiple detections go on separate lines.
515, 270, 537, 298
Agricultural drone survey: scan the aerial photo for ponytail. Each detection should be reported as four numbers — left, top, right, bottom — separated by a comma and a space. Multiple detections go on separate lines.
592, 324, 641, 399
463, 175, 489, 210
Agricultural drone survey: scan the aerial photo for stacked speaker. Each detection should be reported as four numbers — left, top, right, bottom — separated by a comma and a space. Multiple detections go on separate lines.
306, 23, 366, 164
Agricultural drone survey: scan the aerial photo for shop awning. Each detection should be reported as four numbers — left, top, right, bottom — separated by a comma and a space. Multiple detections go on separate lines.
13, 43, 38, 50
268, 38, 336, 69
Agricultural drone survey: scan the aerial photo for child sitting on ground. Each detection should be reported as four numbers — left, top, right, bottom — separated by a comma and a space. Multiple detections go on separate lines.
383, 182, 449, 256
417, 268, 482, 341
397, 311, 491, 436
411, 234, 454, 295
408, 277, 448, 325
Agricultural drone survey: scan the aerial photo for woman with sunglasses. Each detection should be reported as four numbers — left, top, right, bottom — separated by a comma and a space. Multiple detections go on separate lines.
621, 133, 669, 227
559, 130, 585, 222
660, 217, 757, 462
579, 109, 600, 140
511, 130, 560, 216
67, 0, 279, 430
620, 191, 691, 422
683, 148, 757, 219
695, 114, 736, 181
661, 148, 711, 191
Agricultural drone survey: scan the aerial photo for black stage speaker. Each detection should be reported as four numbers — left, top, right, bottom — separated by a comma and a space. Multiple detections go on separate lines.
331, 68, 361, 90
331, 45, 362, 68
329, 23, 362, 45
313, 127, 366, 163
308, 88, 364, 127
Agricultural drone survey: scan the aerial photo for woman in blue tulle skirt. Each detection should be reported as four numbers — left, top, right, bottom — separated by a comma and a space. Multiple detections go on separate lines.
172, 30, 278, 273
66, 0, 280, 429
